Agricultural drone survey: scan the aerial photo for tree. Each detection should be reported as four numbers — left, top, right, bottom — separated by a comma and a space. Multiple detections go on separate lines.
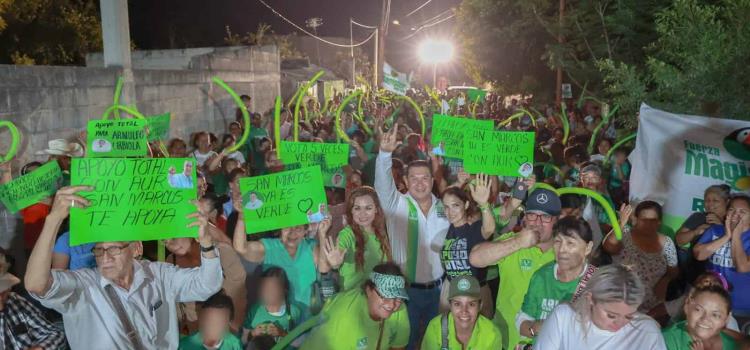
600, 0, 750, 124
224, 23, 305, 60
0, 0, 102, 65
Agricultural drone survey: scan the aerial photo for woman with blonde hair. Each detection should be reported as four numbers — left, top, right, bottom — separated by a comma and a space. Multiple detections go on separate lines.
533, 264, 666, 349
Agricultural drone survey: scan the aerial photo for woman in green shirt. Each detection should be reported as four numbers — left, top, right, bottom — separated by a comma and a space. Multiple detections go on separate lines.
662, 285, 738, 350
516, 216, 595, 344
321, 186, 393, 292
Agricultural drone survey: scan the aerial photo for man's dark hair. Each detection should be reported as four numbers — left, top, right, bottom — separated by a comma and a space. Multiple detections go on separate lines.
406, 160, 432, 177
202, 292, 235, 320
560, 194, 585, 210
240, 94, 251, 101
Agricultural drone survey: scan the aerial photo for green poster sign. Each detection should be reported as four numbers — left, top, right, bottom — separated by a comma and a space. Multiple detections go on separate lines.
0, 161, 63, 213
430, 114, 494, 159
146, 113, 171, 141
463, 130, 535, 176
240, 165, 328, 234
279, 141, 350, 168
69, 158, 198, 245
467, 88, 487, 103
87, 119, 149, 158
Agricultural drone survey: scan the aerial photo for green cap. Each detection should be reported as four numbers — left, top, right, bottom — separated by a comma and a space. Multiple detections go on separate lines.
370, 272, 409, 300
448, 275, 481, 300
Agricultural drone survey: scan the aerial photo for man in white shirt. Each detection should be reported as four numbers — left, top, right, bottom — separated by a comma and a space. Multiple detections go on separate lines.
375, 123, 450, 349
25, 186, 223, 350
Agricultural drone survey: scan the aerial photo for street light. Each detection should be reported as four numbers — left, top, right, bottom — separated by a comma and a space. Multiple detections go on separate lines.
418, 39, 454, 88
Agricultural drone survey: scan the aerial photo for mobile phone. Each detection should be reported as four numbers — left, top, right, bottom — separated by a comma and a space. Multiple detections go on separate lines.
512, 180, 529, 200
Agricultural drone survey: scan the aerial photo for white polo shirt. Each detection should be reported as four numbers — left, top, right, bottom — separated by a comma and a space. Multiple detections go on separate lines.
374, 151, 450, 284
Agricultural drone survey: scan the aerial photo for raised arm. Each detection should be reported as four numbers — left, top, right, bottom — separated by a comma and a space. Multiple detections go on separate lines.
602, 204, 632, 255
470, 173, 496, 239
374, 123, 402, 212
25, 186, 92, 296
469, 228, 538, 268
230, 196, 266, 262
675, 223, 711, 247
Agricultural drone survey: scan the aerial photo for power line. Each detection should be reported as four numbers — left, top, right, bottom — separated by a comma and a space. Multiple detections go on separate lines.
256, 0, 376, 48
400, 13, 456, 41
405, 0, 433, 17
407, 8, 453, 29
351, 19, 377, 29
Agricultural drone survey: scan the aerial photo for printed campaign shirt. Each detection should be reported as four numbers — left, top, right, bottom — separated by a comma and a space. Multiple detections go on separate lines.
441, 221, 487, 280
697, 225, 750, 312
520, 263, 580, 321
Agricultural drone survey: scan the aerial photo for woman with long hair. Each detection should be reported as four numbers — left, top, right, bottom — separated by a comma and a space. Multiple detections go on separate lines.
320, 186, 393, 292
534, 265, 666, 349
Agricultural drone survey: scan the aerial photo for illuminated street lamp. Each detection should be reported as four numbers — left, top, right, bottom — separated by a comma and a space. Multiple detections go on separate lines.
418, 39, 454, 88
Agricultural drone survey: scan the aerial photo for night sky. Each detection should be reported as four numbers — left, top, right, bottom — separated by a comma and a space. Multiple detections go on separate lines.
129, 0, 462, 77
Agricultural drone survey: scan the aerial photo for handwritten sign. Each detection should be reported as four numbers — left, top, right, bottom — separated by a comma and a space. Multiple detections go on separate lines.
463, 130, 535, 176
146, 113, 171, 141
87, 119, 148, 158
240, 166, 328, 234
430, 115, 494, 158
279, 141, 350, 168
0, 162, 62, 213
70, 158, 198, 245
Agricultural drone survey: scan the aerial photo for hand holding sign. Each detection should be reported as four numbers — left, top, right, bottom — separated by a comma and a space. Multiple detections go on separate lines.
186, 200, 213, 248
49, 186, 93, 221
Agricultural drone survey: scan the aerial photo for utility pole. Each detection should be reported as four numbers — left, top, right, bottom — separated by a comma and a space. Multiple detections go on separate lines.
555, 0, 565, 105
375, 0, 389, 89
306, 17, 323, 66
350, 19, 356, 86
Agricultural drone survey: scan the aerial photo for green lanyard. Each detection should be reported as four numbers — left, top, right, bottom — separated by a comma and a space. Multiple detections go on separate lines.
406, 199, 420, 283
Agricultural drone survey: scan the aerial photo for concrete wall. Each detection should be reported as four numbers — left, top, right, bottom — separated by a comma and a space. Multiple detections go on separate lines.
0, 45, 280, 171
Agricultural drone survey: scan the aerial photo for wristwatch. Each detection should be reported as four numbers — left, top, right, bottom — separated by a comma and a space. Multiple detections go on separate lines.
200, 244, 216, 253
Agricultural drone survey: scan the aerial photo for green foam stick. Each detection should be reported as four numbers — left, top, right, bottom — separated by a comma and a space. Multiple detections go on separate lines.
112, 76, 124, 120
560, 103, 570, 145
271, 314, 324, 350
335, 91, 363, 143
498, 110, 536, 128
0, 121, 21, 163
576, 81, 589, 109
294, 70, 325, 141
587, 105, 619, 154
557, 187, 623, 240
102, 104, 146, 120
604, 132, 636, 166
470, 94, 481, 119
274, 96, 282, 159
211, 77, 251, 154
393, 95, 426, 138
534, 162, 563, 177
353, 113, 372, 136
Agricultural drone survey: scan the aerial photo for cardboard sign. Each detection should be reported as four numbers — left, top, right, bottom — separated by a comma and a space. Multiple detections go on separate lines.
87, 119, 149, 157
323, 167, 346, 188
146, 113, 171, 141
240, 166, 328, 234
279, 141, 350, 168
467, 88, 487, 104
382, 62, 410, 96
70, 158, 198, 245
463, 130, 535, 176
430, 115, 494, 158
0, 161, 62, 213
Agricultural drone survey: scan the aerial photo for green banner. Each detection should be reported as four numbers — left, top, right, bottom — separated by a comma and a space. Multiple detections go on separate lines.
279, 141, 350, 168
430, 114, 494, 159
382, 62, 410, 96
0, 161, 62, 213
87, 119, 149, 157
146, 113, 171, 142
467, 88, 487, 103
240, 166, 328, 234
463, 130, 535, 176
70, 158, 198, 245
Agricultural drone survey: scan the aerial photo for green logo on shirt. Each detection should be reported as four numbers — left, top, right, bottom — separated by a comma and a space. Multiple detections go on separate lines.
520, 259, 533, 271
356, 337, 368, 349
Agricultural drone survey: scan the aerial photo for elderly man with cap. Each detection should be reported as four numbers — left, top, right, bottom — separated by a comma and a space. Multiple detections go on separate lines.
25, 186, 223, 350
300, 262, 411, 350
420, 275, 502, 350
469, 188, 562, 350
0, 253, 65, 350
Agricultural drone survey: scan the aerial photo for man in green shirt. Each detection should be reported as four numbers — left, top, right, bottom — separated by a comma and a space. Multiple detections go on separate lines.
300, 263, 410, 350
469, 188, 561, 350
179, 293, 243, 350
421, 275, 502, 350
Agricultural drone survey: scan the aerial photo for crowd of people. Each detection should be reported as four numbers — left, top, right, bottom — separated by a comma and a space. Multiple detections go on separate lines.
0, 88, 748, 350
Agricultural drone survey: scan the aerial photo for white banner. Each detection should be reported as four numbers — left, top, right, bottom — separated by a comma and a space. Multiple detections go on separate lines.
630, 103, 750, 231
382, 62, 410, 96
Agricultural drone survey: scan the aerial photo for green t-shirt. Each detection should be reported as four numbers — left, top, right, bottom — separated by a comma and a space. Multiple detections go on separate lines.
178, 332, 242, 350
518, 262, 581, 345
210, 172, 230, 196
261, 238, 318, 309
661, 320, 738, 350
420, 313, 502, 350
493, 234, 555, 350
300, 289, 410, 350
337, 226, 388, 292
242, 302, 304, 332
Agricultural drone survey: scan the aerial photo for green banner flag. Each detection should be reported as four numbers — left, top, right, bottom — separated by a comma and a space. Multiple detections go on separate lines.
382, 62, 410, 96
87, 119, 149, 157
146, 113, 171, 142
0, 161, 62, 213
430, 114, 494, 159
279, 141, 350, 168
467, 88, 487, 103
70, 158, 198, 245
463, 130, 536, 176
240, 166, 328, 234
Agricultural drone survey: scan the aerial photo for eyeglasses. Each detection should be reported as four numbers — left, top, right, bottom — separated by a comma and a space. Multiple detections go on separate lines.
91, 243, 131, 258
525, 212, 554, 223
374, 288, 403, 306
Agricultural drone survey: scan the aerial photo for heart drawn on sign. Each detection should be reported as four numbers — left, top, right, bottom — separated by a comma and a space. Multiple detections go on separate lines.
297, 198, 314, 214
514, 155, 529, 166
